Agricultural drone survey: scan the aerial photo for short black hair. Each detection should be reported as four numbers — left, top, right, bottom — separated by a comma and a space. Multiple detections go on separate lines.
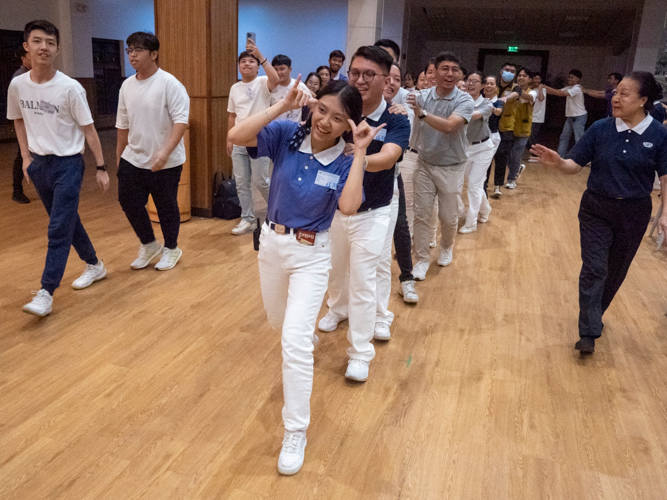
425, 57, 436, 73
16, 46, 28, 59
305, 72, 322, 88
434, 51, 461, 70
609, 72, 623, 83
502, 62, 517, 70
127, 32, 159, 53
317, 65, 331, 77
569, 69, 583, 79
350, 46, 392, 74
329, 50, 345, 61
459, 67, 468, 78
272, 54, 291, 68
627, 71, 664, 112
374, 39, 400, 61
238, 51, 260, 64
516, 66, 532, 78
24, 20, 59, 46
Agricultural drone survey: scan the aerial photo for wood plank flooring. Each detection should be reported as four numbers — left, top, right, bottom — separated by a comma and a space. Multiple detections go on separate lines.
1, 131, 666, 499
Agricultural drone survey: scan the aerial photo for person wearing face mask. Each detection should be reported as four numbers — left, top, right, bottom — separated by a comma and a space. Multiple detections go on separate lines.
543, 69, 588, 158
317, 46, 410, 382
458, 71, 494, 233
530, 72, 667, 356
491, 62, 520, 198
228, 78, 375, 475
504, 68, 536, 190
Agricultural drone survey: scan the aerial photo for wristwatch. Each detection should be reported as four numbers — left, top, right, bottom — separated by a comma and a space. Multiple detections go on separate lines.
96, 164, 108, 171
418, 111, 428, 120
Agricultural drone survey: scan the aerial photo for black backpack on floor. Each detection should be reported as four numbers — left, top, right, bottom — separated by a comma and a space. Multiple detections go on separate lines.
212, 172, 241, 220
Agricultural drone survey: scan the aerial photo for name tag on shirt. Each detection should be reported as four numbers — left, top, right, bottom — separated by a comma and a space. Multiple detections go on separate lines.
374, 128, 387, 142
314, 170, 340, 190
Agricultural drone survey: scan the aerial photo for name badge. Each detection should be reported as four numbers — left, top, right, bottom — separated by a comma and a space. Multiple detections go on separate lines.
314, 170, 340, 190
374, 128, 387, 142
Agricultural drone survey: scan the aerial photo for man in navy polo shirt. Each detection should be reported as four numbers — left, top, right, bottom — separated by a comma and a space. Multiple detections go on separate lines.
329, 50, 348, 82
318, 46, 410, 382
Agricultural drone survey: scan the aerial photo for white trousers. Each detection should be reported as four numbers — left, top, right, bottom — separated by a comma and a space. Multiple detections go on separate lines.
258, 224, 332, 432
458, 140, 495, 226
398, 149, 438, 241
413, 159, 466, 264
376, 180, 400, 327
327, 205, 391, 362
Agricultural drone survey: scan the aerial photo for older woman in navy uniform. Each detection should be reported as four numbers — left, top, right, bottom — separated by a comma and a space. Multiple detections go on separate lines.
228, 79, 382, 475
531, 71, 667, 356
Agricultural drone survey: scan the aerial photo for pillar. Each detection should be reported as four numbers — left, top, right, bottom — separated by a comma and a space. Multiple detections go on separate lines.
630, 0, 667, 72
154, 0, 238, 217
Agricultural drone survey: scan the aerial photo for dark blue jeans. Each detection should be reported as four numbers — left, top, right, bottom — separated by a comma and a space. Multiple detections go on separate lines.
577, 190, 652, 339
393, 174, 413, 282
28, 154, 98, 295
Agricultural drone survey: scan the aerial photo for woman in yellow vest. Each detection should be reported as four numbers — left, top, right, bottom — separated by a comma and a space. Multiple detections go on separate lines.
505, 68, 536, 189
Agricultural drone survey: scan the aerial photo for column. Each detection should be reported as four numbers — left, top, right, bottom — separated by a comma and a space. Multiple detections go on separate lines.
631, 0, 667, 72
154, 0, 238, 217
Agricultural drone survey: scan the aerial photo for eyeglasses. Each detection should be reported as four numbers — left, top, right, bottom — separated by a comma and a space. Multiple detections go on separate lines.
348, 70, 387, 83
467, 79, 482, 84
125, 47, 147, 55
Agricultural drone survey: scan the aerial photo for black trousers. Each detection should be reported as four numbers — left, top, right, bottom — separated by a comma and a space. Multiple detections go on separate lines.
118, 158, 182, 249
13, 144, 25, 193
493, 131, 514, 187
393, 174, 413, 282
577, 190, 652, 338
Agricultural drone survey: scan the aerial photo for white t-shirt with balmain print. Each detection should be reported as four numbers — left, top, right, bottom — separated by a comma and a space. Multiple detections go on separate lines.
7, 71, 93, 156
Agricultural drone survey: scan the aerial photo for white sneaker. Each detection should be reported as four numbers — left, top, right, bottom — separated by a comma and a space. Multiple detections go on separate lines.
277, 430, 307, 475
399, 280, 419, 303
429, 239, 437, 248
72, 261, 107, 289
22, 289, 53, 317
345, 359, 369, 381
231, 220, 253, 235
478, 207, 492, 223
374, 322, 391, 341
437, 247, 453, 267
412, 262, 429, 281
155, 247, 182, 271
459, 224, 477, 234
505, 181, 517, 189
516, 164, 526, 181
131, 241, 163, 269
493, 186, 502, 198
318, 312, 343, 332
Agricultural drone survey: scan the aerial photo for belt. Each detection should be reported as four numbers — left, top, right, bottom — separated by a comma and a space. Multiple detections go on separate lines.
265, 218, 318, 234
407, 147, 419, 154
471, 136, 490, 145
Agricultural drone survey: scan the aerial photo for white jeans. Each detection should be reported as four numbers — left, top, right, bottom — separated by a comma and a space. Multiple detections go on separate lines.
399, 149, 438, 241
376, 180, 399, 327
458, 140, 495, 226
413, 159, 466, 264
327, 206, 391, 362
258, 224, 331, 432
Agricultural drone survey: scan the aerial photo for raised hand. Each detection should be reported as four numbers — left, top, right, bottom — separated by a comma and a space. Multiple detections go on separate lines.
529, 144, 561, 169
282, 75, 310, 111
348, 120, 386, 151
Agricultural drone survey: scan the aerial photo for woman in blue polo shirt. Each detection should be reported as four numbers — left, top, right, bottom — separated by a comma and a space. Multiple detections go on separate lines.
228, 78, 382, 475
531, 71, 667, 356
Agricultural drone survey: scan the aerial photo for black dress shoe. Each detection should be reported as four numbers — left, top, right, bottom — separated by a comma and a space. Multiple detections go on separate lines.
575, 337, 595, 355
12, 192, 30, 204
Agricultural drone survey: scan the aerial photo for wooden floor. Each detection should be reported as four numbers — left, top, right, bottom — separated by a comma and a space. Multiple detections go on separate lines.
1, 131, 667, 500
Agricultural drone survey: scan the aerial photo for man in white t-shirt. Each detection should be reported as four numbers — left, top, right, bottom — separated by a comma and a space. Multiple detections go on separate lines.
264, 54, 312, 122
116, 32, 190, 272
527, 73, 546, 162
7, 20, 110, 317
544, 69, 587, 157
226, 41, 279, 235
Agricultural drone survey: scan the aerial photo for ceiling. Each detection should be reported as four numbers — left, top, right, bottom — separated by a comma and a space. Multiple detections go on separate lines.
409, 0, 641, 48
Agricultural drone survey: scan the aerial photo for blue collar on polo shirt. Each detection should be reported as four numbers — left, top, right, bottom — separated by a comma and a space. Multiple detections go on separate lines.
615, 114, 653, 135
298, 133, 346, 165
364, 99, 387, 121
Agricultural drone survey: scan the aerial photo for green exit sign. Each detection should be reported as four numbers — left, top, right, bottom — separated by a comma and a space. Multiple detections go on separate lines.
508, 46, 519, 52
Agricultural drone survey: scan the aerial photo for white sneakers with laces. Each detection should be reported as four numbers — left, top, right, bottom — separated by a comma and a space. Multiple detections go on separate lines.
374, 322, 391, 341
278, 430, 307, 475
345, 359, 370, 381
399, 280, 419, 303
459, 223, 477, 234
72, 261, 107, 289
318, 312, 343, 332
412, 262, 429, 281
493, 186, 502, 198
437, 247, 453, 267
131, 241, 163, 269
155, 247, 183, 271
505, 181, 517, 189
478, 207, 492, 223
231, 220, 253, 235
23, 289, 53, 317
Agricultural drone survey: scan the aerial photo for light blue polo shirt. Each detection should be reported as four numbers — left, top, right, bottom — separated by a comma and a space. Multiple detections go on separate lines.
247, 120, 353, 232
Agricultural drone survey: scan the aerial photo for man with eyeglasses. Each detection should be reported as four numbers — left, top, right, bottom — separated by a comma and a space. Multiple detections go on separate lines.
318, 46, 410, 383
407, 51, 474, 280
116, 32, 190, 271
